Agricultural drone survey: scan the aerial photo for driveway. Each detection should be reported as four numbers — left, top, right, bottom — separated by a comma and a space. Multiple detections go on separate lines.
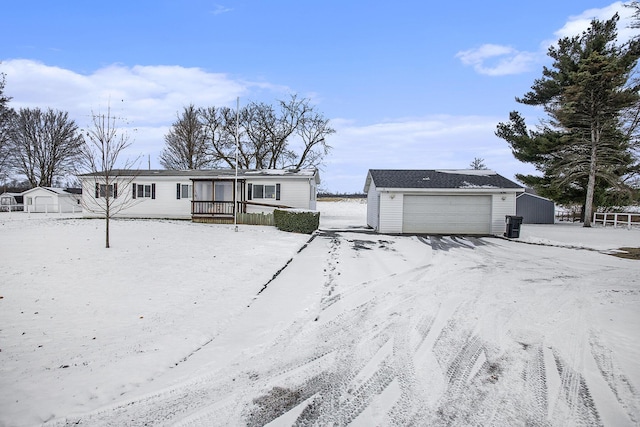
51, 229, 640, 426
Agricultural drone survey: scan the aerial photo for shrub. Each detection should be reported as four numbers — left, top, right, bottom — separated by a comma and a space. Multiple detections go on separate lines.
274, 209, 320, 234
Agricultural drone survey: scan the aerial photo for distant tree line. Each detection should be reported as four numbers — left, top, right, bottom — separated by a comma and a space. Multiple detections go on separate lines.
496, 10, 640, 226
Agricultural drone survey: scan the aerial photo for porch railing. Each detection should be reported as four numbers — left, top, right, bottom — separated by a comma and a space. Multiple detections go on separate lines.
191, 201, 236, 215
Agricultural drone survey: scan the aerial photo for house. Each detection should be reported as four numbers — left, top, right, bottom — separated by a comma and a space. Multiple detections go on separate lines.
0, 192, 24, 211
22, 187, 82, 213
79, 168, 320, 221
516, 190, 555, 224
364, 169, 524, 235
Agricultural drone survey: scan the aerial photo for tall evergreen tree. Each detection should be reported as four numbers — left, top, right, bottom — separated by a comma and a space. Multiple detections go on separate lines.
496, 14, 640, 226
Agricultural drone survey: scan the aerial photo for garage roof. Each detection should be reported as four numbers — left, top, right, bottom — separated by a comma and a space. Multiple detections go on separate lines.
364, 169, 523, 192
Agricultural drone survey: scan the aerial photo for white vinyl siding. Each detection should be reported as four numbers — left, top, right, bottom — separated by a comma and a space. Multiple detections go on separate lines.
378, 192, 404, 234
491, 193, 517, 234
402, 195, 492, 234
366, 182, 380, 230
245, 178, 314, 214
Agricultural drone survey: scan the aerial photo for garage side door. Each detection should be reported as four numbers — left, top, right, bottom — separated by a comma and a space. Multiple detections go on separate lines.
402, 195, 491, 234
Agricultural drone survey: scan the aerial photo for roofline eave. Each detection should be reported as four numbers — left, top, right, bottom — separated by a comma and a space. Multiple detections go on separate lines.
374, 187, 525, 193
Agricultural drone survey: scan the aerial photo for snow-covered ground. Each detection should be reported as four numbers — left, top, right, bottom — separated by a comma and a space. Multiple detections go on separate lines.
1, 200, 638, 426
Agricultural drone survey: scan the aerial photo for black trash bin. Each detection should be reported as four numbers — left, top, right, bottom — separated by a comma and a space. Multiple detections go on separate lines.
505, 215, 523, 238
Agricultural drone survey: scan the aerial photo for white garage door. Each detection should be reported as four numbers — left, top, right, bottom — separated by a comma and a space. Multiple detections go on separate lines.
34, 196, 54, 213
403, 195, 491, 234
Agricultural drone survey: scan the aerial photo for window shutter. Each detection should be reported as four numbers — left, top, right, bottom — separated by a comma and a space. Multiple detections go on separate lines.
95, 183, 99, 198
247, 183, 253, 200
132, 183, 137, 199
113, 183, 118, 199
276, 183, 281, 201
176, 183, 181, 199
151, 183, 156, 199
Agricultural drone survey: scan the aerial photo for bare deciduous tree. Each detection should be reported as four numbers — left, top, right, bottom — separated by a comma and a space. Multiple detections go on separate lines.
80, 106, 139, 248
159, 104, 212, 169
8, 107, 84, 187
170, 94, 334, 171
0, 72, 14, 182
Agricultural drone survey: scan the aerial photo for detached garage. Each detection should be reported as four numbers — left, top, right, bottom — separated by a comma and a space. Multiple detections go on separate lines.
22, 187, 82, 213
364, 169, 524, 235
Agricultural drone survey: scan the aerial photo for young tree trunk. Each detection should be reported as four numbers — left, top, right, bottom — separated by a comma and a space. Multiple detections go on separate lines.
105, 195, 111, 248
583, 135, 599, 228
105, 212, 110, 248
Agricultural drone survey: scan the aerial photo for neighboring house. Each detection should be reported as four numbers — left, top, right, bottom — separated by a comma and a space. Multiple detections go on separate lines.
79, 168, 320, 221
0, 192, 24, 211
364, 169, 524, 235
22, 187, 82, 213
516, 190, 555, 224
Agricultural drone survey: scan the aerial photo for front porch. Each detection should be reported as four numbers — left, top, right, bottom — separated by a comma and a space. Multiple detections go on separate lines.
190, 178, 293, 224
191, 178, 245, 223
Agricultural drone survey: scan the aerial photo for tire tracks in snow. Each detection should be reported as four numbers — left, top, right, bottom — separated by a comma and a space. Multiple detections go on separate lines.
46, 232, 639, 426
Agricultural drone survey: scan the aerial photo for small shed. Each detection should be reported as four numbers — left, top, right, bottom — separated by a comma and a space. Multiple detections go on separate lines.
364, 169, 524, 235
516, 191, 555, 224
22, 187, 82, 213
0, 192, 24, 211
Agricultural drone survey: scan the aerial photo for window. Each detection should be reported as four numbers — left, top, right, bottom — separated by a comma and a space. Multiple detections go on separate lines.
95, 183, 117, 198
100, 184, 111, 197
214, 181, 233, 201
249, 183, 280, 200
132, 183, 155, 199
181, 184, 192, 199
193, 181, 212, 201
264, 185, 276, 199
176, 183, 193, 199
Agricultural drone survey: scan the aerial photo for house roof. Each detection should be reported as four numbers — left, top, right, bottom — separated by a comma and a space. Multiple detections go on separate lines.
517, 191, 553, 202
21, 187, 81, 196
364, 169, 523, 192
79, 168, 320, 183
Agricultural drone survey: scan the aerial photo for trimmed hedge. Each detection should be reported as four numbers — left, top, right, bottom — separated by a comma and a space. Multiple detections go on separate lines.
274, 209, 320, 234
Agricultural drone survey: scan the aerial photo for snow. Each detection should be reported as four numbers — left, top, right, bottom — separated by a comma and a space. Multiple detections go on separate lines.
1, 200, 639, 426
459, 180, 499, 189
436, 169, 497, 176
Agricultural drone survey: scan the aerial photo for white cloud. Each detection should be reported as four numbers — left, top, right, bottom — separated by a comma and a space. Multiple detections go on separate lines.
555, 1, 636, 42
457, 2, 638, 77
0, 60, 264, 127
455, 44, 539, 76
210, 4, 233, 15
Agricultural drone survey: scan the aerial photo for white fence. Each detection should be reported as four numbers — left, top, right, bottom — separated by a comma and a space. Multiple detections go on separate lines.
0, 203, 24, 212
593, 212, 640, 229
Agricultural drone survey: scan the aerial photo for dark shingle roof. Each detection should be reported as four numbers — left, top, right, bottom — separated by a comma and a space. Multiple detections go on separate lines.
367, 169, 523, 190
80, 168, 318, 179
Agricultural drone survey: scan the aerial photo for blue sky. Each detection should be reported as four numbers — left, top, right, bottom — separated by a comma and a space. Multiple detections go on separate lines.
1, 1, 637, 192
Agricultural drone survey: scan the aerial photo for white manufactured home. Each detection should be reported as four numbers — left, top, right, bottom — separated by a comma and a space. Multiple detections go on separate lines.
364, 169, 524, 235
79, 169, 320, 221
